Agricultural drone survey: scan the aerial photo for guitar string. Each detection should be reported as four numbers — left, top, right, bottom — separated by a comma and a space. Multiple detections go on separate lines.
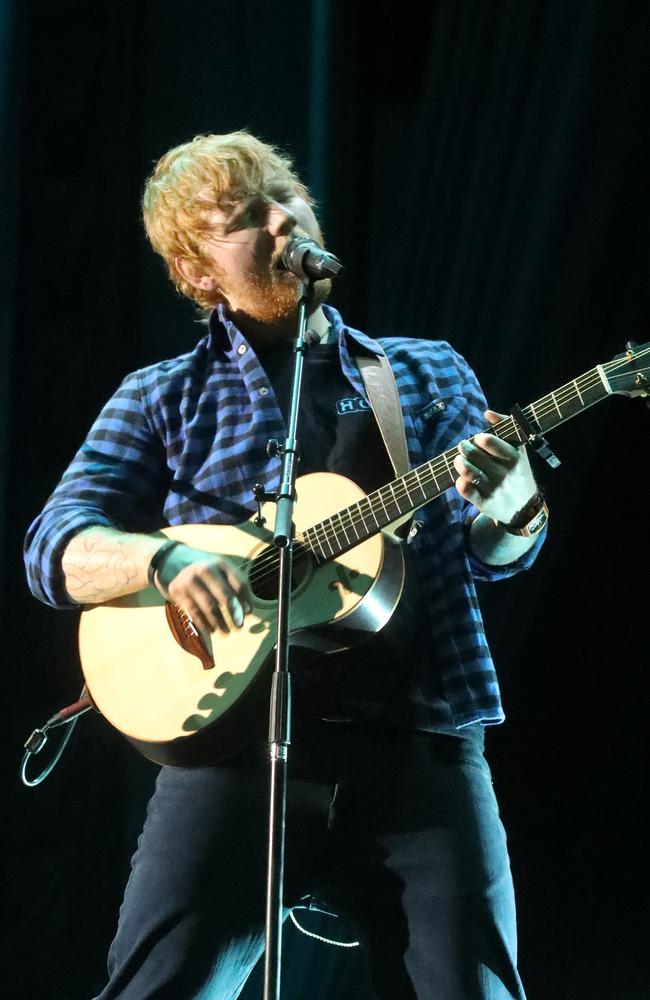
247, 356, 649, 585
251, 366, 612, 568
303, 352, 650, 549
246, 355, 649, 586
302, 357, 650, 551
248, 356, 649, 584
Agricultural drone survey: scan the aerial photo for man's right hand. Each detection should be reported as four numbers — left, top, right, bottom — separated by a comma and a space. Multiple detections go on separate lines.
154, 543, 253, 634
62, 527, 252, 632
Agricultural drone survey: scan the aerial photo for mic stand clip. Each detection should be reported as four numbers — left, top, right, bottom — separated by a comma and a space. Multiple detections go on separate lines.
252, 483, 277, 527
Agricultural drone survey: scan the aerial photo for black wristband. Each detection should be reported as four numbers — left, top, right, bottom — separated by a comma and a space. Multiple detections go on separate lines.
500, 492, 549, 537
147, 540, 180, 587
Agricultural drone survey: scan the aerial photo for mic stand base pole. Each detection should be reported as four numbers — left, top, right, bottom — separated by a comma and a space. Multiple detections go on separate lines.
263, 743, 288, 998
263, 539, 292, 1000
262, 282, 313, 1000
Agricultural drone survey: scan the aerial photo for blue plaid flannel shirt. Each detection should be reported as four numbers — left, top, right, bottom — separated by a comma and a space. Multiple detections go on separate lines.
24, 304, 545, 728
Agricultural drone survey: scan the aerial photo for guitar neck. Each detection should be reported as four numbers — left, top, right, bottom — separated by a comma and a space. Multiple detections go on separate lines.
302, 363, 610, 562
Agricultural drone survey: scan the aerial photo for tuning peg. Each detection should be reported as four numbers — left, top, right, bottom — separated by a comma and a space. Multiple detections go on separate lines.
623, 341, 650, 403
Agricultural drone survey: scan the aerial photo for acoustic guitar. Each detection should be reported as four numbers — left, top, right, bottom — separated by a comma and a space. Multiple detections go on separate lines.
78, 342, 649, 766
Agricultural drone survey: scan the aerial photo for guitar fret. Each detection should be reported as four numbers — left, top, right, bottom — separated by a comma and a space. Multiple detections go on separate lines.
429, 462, 440, 492
359, 500, 373, 533
345, 507, 361, 540
414, 469, 428, 500
353, 501, 366, 534
512, 416, 527, 444
401, 477, 416, 506
359, 499, 380, 531
377, 489, 390, 522
319, 523, 334, 557
573, 378, 584, 406
388, 481, 403, 514
307, 527, 327, 561
336, 511, 350, 546
551, 390, 562, 417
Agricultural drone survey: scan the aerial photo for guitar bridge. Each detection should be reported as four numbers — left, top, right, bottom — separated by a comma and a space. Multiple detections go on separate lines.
165, 603, 214, 671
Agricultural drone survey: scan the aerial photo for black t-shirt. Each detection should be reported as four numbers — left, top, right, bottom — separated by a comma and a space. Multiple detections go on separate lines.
257, 341, 480, 740
258, 341, 394, 491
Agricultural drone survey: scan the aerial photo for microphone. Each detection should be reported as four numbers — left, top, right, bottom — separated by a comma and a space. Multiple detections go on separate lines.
279, 236, 343, 281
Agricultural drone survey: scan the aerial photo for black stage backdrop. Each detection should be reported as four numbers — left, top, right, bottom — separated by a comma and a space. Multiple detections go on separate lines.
1, 2, 648, 998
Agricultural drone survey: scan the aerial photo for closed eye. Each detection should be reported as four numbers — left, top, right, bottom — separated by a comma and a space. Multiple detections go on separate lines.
225, 195, 270, 233
265, 183, 296, 204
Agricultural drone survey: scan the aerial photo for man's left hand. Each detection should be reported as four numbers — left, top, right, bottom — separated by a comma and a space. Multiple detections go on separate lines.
452, 409, 538, 524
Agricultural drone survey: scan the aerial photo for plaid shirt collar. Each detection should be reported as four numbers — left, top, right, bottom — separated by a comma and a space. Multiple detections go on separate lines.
208, 303, 383, 390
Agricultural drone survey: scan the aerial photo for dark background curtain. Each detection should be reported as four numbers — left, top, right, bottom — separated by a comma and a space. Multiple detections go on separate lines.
1, 2, 648, 997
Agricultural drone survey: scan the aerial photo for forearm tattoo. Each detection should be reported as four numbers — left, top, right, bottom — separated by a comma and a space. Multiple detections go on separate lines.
64, 531, 141, 601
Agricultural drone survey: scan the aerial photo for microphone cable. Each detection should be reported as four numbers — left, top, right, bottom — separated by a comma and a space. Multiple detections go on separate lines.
290, 895, 359, 949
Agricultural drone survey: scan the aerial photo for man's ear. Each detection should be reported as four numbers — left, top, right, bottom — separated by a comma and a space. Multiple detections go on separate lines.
175, 257, 218, 291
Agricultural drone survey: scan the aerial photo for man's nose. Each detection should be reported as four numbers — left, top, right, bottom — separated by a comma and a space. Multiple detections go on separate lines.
265, 201, 296, 238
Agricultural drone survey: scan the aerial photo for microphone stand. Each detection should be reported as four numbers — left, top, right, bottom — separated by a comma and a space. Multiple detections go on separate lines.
262, 279, 314, 1000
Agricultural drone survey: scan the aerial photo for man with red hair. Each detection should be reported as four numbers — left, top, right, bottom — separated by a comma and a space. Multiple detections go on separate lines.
25, 131, 546, 999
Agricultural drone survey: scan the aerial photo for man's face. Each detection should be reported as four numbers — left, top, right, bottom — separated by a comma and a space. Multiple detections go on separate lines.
194, 187, 330, 324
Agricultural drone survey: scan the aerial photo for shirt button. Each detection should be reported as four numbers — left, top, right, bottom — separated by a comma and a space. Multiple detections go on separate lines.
237, 344, 247, 355
259, 386, 269, 396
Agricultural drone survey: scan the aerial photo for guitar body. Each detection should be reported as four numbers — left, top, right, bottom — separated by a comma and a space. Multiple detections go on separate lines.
78, 472, 405, 766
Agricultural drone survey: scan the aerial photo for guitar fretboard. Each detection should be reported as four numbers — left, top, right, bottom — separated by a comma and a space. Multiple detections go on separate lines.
301, 362, 611, 562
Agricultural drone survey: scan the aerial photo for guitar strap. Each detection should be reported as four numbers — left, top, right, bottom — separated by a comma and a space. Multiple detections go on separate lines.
355, 350, 414, 541
355, 351, 410, 477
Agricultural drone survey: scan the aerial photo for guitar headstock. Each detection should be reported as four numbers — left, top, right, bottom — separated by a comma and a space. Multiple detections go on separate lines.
600, 341, 650, 397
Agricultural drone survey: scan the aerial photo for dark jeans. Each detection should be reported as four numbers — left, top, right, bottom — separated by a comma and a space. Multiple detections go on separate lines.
95, 725, 525, 1000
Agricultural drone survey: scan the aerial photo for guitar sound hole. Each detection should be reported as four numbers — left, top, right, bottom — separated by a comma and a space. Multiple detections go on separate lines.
248, 543, 312, 601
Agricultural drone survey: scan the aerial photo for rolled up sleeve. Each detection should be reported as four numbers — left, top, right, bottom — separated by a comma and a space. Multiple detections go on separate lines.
24, 371, 168, 609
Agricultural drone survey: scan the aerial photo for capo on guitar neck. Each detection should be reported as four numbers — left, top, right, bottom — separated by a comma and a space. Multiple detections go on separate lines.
510, 404, 561, 469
